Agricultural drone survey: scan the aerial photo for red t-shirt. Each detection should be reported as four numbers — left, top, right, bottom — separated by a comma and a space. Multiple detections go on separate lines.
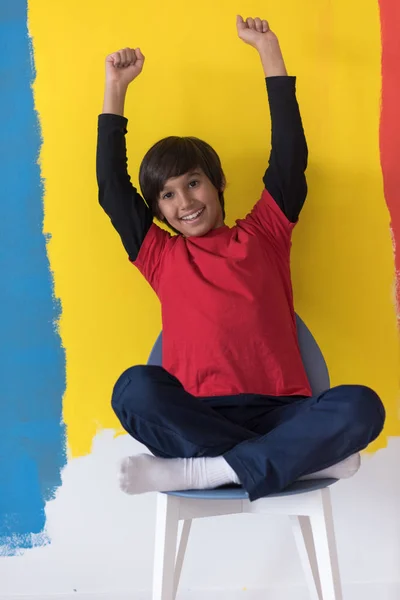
134, 189, 312, 398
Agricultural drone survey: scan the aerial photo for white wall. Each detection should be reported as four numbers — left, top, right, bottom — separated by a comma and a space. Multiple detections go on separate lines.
1, 432, 399, 600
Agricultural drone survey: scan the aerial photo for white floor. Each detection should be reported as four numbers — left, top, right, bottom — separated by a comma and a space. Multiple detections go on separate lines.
2, 585, 400, 600
1, 431, 400, 600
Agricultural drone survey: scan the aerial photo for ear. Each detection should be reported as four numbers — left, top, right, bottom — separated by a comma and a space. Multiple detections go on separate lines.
156, 201, 166, 221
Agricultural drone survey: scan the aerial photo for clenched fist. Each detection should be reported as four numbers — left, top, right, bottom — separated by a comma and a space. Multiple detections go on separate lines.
236, 15, 278, 50
105, 47, 145, 87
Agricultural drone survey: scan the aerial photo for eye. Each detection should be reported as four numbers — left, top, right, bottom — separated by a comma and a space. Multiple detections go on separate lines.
162, 191, 173, 200
189, 180, 199, 188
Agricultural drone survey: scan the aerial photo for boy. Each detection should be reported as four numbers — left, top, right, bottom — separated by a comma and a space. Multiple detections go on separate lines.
97, 16, 385, 501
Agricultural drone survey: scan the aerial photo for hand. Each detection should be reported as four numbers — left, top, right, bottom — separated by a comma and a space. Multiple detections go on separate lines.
236, 15, 278, 51
105, 47, 145, 87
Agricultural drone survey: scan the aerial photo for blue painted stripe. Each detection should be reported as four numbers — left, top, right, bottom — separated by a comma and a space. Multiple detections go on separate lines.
0, 0, 66, 555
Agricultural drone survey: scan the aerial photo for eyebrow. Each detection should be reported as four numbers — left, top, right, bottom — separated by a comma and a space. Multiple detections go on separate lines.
162, 171, 202, 191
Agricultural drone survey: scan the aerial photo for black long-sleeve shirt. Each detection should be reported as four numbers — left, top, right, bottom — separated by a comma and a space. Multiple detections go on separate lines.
96, 75, 312, 399
97, 76, 308, 262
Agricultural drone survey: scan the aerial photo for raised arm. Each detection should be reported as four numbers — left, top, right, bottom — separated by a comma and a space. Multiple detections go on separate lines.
97, 47, 153, 261
237, 17, 308, 223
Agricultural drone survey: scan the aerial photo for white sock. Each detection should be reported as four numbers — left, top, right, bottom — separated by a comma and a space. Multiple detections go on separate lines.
299, 453, 360, 481
119, 454, 240, 495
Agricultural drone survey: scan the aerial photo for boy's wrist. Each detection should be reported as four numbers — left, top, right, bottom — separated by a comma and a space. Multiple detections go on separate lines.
105, 80, 129, 95
102, 82, 128, 116
257, 39, 287, 77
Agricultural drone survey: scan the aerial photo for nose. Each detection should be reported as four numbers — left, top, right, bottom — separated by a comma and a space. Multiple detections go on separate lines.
177, 190, 195, 211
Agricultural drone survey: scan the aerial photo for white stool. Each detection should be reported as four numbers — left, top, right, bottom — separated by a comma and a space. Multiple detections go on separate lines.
148, 314, 346, 599
153, 478, 341, 600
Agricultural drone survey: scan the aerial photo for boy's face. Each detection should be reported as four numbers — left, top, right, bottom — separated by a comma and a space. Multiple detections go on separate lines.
158, 169, 225, 237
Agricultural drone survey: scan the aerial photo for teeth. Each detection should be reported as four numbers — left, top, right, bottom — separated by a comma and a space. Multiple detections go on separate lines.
181, 208, 203, 221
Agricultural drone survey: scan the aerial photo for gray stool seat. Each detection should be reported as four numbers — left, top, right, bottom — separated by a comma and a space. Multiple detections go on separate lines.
166, 478, 337, 500
150, 314, 335, 500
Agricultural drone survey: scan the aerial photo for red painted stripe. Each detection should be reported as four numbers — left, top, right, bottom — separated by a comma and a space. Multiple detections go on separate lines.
379, 0, 400, 285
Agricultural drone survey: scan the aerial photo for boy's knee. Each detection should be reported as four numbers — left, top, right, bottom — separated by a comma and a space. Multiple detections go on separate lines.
335, 384, 385, 439
111, 365, 164, 415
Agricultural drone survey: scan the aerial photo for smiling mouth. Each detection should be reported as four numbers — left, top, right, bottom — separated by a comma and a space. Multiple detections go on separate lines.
180, 207, 205, 222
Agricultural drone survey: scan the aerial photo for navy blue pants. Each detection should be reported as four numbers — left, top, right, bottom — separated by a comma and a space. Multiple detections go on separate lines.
112, 365, 385, 501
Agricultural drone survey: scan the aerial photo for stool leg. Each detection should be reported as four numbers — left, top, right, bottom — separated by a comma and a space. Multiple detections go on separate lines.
152, 494, 180, 600
309, 489, 343, 600
173, 520, 192, 600
290, 515, 321, 600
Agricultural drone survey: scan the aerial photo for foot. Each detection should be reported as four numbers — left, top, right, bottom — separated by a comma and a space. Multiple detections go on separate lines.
299, 453, 360, 481
118, 454, 240, 495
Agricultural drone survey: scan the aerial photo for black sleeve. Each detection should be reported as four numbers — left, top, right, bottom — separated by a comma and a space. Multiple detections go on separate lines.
96, 113, 153, 261
263, 76, 308, 223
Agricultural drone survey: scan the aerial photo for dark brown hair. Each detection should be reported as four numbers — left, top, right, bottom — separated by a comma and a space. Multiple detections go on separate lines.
139, 136, 226, 223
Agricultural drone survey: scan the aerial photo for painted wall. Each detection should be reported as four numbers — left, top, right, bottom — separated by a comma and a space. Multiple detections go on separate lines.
1, 0, 400, 597
0, 0, 66, 555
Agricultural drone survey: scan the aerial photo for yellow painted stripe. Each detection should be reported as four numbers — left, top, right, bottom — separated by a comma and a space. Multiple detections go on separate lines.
28, 0, 398, 456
